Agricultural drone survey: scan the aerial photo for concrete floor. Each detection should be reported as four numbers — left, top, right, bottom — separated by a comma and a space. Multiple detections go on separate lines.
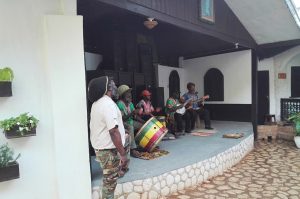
91, 121, 253, 187
167, 140, 300, 199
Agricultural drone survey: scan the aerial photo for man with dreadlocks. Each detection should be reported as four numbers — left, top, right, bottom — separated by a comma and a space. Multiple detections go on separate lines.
88, 76, 129, 199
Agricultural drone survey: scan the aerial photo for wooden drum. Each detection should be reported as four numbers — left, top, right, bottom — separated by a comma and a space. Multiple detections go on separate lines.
135, 117, 168, 152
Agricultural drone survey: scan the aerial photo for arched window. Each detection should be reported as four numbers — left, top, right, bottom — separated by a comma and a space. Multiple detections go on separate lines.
169, 70, 180, 97
204, 68, 224, 101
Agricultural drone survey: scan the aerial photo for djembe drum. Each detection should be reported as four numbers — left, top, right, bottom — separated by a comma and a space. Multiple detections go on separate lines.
135, 117, 168, 152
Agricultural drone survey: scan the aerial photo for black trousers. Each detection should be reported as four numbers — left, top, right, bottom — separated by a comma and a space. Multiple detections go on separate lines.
174, 113, 184, 132
183, 108, 211, 132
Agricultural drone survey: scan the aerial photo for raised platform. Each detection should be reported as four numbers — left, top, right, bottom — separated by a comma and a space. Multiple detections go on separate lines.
91, 121, 254, 199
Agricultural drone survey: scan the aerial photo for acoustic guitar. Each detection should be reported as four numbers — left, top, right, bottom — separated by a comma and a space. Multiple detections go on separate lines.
176, 95, 210, 115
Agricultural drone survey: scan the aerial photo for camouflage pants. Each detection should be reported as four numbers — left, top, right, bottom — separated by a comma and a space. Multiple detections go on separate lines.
95, 136, 130, 199
128, 125, 137, 149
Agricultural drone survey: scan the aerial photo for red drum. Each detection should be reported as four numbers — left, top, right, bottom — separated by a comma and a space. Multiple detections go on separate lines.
135, 117, 168, 152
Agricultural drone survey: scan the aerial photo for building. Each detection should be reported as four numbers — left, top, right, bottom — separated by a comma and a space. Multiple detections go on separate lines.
0, 0, 299, 198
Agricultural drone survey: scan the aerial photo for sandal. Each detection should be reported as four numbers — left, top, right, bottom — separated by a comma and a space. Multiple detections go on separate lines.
130, 149, 141, 158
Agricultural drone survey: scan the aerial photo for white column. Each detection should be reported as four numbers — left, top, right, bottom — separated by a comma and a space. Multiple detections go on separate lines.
44, 15, 91, 199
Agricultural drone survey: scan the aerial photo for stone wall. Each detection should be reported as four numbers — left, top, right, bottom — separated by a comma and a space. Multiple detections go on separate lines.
277, 126, 295, 141
257, 124, 295, 141
92, 134, 254, 199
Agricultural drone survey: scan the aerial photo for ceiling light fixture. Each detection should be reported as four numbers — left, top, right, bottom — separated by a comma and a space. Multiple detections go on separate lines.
144, 17, 158, 29
235, 43, 239, 49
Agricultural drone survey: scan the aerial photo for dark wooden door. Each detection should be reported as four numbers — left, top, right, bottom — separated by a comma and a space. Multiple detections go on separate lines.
133, 72, 145, 103
169, 70, 180, 97
258, 71, 270, 125
139, 44, 154, 88
291, 66, 300, 97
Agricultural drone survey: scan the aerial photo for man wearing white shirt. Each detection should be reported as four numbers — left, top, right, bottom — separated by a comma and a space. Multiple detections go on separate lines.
88, 76, 129, 199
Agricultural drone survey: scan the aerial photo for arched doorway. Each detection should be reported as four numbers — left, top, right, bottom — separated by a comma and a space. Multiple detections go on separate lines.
169, 70, 180, 97
204, 68, 224, 101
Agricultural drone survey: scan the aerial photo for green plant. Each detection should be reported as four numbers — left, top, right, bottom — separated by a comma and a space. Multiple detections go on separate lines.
0, 113, 39, 136
0, 143, 20, 167
288, 112, 300, 136
0, 67, 14, 82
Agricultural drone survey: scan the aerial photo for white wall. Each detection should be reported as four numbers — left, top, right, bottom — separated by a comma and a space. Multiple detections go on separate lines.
60, 0, 77, 15
44, 15, 91, 199
183, 50, 252, 104
157, 64, 186, 101
273, 46, 300, 119
257, 46, 300, 120
0, 1, 91, 199
258, 58, 276, 115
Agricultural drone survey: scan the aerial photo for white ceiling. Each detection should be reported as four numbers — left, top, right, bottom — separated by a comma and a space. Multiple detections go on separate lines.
225, 0, 300, 45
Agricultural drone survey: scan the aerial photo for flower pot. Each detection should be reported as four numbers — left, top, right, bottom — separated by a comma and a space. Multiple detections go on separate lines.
294, 136, 300, 148
5, 127, 36, 139
0, 81, 12, 97
0, 162, 20, 182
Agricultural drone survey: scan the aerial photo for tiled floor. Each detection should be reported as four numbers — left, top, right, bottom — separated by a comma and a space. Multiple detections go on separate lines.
167, 140, 300, 199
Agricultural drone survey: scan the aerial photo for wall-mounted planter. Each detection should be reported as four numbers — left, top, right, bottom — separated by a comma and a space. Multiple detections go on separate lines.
0, 82, 12, 97
0, 162, 20, 182
5, 127, 36, 139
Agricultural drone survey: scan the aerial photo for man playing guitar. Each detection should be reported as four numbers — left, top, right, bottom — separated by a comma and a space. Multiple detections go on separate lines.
182, 82, 213, 132
165, 91, 185, 137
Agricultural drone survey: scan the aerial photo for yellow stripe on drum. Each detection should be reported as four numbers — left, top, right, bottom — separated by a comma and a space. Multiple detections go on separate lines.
156, 121, 163, 128
138, 128, 157, 147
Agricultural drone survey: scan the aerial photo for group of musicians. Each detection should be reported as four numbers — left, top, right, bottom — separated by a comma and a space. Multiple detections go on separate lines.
166, 82, 213, 136
116, 81, 214, 158
88, 76, 213, 198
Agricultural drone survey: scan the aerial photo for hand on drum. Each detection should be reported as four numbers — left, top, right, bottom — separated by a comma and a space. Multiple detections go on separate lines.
133, 109, 140, 115
155, 107, 162, 113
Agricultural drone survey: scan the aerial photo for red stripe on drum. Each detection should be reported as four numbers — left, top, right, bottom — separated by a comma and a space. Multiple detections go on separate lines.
135, 123, 154, 143
144, 128, 166, 151
135, 118, 161, 143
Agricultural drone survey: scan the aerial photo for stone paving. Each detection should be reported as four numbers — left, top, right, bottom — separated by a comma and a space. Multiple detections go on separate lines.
167, 140, 300, 199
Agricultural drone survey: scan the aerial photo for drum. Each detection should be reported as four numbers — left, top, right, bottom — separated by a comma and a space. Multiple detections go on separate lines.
135, 117, 168, 152
156, 116, 166, 127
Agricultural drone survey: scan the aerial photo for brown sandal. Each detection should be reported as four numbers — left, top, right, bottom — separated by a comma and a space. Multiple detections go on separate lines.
130, 149, 141, 158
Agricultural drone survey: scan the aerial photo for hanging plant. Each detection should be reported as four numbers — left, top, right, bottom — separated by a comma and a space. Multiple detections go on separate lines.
0, 67, 14, 97
0, 67, 14, 81
0, 113, 39, 139
0, 143, 20, 182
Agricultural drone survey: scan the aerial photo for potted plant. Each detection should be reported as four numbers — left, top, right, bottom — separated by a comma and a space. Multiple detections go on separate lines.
0, 67, 14, 97
288, 112, 300, 148
0, 113, 39, 139
0, 143, 20, 182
